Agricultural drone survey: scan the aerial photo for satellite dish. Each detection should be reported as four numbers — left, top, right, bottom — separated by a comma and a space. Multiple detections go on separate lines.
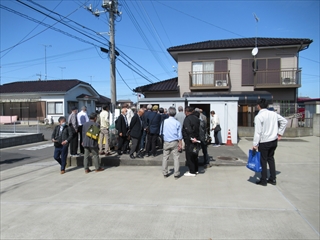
252, 47, 258, 56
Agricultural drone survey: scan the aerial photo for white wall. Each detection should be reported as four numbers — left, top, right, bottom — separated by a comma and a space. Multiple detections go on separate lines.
187, 98, 238, 144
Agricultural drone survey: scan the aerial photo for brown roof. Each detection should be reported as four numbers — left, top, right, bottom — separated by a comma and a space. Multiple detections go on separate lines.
133, 78, 178, 93
97, 95, 111, 104
0, 79, 90, 94
168, 37, 313, 52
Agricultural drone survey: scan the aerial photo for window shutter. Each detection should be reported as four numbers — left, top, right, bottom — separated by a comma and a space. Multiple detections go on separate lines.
242, 59, 254, 85
214, 60, 228, 80
267, 58, 280, 84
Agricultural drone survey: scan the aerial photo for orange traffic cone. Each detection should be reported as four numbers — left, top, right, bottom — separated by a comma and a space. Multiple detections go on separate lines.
226, 129, 233, 146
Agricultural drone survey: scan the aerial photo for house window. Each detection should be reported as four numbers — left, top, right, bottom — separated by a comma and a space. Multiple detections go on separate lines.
192, 60, 227, 85
47, 102, 63, 114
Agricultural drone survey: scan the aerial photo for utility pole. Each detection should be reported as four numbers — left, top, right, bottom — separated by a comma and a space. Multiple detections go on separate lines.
102, 0, 120, 119
86, 0, 121, 122
42, 44, 51, 80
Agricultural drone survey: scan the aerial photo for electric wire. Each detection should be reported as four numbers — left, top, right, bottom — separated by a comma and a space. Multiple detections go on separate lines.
138, 1, 175, 71
122, 0, 170, 76
1, 0, 63, 59
116, 67, 133, 91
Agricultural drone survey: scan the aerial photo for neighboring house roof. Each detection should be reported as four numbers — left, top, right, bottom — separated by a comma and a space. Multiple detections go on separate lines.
133, 77, 178, 93
97, 95, 111, 104
76, 94, 96, 99
167, 37, 313, 52
0, 79, 91, 94
117, 99, 133, 103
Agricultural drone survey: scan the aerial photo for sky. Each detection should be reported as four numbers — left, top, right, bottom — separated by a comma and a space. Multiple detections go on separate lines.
1, 0, 319, 102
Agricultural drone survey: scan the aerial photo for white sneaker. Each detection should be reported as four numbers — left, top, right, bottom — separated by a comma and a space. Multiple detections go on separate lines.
213, 144, 220, 147
184, 172, 196, 177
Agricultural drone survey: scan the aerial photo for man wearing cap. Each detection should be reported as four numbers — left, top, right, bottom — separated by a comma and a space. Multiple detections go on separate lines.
145, 105, 161, 157
77, 106, 89, 154
68, 106, 79, 157
82, 113, 104, 173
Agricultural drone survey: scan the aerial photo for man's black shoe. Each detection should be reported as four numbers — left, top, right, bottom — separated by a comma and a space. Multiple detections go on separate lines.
267, 179, 277, 185
123, 151, 128, 154
118, 151, 122, 155
174, 175, 180, 180
136, 154, 144, 159
129, 154, 135, 159
163, 174, 169, 178
256, 180, 267, 186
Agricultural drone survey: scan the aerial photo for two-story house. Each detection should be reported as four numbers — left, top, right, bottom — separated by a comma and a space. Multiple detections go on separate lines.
134, 37, 313, 127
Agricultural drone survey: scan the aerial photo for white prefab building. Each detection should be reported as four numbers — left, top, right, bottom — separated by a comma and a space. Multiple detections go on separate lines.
0, 79, 110, 123
138, 97, 238, 144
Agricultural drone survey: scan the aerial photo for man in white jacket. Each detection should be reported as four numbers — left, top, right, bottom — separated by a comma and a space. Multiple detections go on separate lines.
253, 98, 287, 186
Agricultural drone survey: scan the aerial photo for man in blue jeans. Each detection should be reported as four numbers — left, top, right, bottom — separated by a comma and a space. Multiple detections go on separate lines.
51, 116, 73, 174
253, 98, 287, 186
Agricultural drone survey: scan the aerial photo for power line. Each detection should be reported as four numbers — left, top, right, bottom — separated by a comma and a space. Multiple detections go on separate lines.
122, 0, 170, 75
0, 0, 63, 59
116, 67, 132, 91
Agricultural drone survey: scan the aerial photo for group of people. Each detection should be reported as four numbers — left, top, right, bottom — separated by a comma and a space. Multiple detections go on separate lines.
51, 105, 108, 174
51, 98, 287, 185
115, 104, 221, 178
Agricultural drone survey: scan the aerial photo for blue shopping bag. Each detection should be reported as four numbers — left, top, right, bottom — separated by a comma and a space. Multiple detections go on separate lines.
246, 149, 262, 172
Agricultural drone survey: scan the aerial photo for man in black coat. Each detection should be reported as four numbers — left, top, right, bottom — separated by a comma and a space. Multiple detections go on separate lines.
140, 104, 152, 152
51, 116, 73, 174
145, 105, 161, 157
129, 108, 145, 159
182, 106, 200, 177
117, 108, 129, 155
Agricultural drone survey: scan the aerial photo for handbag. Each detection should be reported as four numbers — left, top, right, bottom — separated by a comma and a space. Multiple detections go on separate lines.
214, 124, 221, 132
246, 149, 262, 172
188, 142, 200, 155
86, 124, 100, 140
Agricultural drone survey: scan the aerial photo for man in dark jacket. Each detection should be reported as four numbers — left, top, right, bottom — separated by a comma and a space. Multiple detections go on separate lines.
117, 108, 129, 155
51, 116, 73, 174
129, 108, 145, 159
195, 108, 210, 168
146, 105, 161, 157
68, 106, 79, 157
82, 113, 104, 173
182, 106, 200, 177
140, 104, 152, 152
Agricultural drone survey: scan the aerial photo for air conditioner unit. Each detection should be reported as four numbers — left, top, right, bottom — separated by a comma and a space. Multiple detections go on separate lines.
282, 78, 293, 85
215, 80, 227, 87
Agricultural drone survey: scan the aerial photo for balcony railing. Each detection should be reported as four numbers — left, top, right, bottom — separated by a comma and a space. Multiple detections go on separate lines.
189, 71, 230, 89
255, 69, 301, 88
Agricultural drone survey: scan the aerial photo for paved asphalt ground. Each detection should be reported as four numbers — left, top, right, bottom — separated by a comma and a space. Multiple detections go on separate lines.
0, 125, 319, 239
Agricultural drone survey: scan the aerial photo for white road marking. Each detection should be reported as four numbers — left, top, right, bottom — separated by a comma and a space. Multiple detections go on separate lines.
19, 143, 53, 151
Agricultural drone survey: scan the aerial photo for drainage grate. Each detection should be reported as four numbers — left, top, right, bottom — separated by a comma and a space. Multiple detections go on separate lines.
216, 156, 239, 161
